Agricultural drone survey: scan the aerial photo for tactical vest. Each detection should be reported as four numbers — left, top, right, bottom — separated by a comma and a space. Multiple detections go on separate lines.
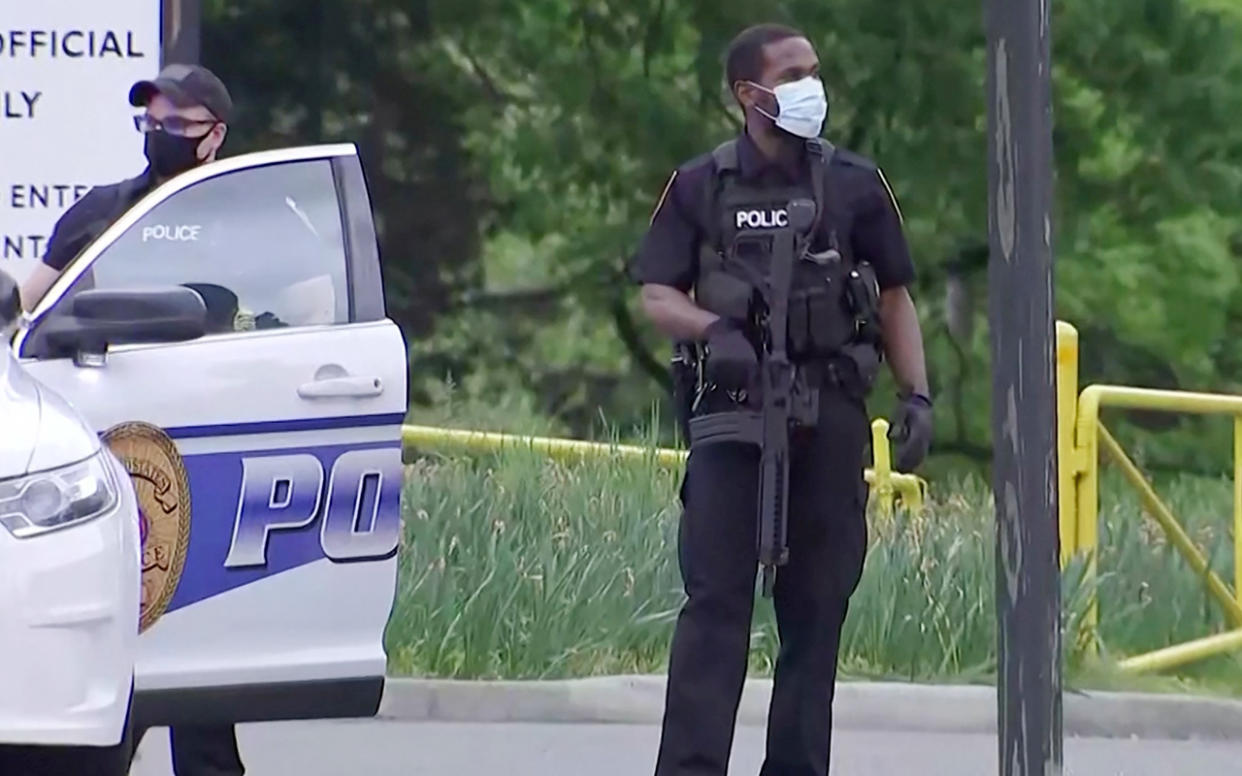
693, 138, 882, 365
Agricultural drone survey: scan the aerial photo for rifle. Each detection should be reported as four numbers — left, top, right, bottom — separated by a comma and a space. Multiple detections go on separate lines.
687, 197, 818, 598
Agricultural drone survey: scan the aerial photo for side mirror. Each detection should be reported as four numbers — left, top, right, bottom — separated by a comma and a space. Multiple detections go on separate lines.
40, 286, 208, 364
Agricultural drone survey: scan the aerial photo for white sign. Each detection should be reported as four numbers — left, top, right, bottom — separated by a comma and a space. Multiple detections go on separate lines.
0, 4, 161, 284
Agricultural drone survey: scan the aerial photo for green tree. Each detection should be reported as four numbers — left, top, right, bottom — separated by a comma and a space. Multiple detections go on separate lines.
427, 0, 1242, 466
202, 0, 1242, 471
202, 0, 487, 343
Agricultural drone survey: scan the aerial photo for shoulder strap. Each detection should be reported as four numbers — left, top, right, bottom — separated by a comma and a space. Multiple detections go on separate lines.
701, 140, 740, 253
804, 138, 836, 238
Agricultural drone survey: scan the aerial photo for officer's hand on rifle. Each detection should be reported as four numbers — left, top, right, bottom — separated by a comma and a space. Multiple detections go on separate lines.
889, 392, 933, 473
702, 317, 758, 392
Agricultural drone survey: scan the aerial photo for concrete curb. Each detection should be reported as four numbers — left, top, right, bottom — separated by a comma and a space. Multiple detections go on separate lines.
376, 675, 1242, 741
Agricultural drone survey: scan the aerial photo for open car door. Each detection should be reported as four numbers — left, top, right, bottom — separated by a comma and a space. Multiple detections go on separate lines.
13, 144, 406, 728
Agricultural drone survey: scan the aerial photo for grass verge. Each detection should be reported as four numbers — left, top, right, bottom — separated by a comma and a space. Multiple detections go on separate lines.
386, 435, 1242, 697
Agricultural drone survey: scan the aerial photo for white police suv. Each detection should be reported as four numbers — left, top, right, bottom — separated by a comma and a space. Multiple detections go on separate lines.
1, 267, 141, 774
1, 144, 407, 772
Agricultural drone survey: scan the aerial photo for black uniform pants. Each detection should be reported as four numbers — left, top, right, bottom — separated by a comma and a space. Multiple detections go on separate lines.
131, 724, 244, 776
170, 725, 245, 776
654, 390, 870, 776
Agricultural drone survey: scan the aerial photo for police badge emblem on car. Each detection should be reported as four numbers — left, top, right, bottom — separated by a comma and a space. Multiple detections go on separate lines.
101, 421, 192, 633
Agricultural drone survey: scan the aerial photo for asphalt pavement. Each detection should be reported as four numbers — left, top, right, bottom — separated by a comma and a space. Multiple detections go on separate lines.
129, 719, 1242, 776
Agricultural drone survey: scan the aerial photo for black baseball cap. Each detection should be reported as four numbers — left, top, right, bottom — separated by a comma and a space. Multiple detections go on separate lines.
129, 64, 233, 123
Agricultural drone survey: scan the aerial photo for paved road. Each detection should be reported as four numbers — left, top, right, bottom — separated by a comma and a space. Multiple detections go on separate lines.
130, 720, 1242, 775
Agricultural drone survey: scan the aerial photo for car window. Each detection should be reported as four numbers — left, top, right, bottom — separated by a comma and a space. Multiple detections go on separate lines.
52, 159, 350, 334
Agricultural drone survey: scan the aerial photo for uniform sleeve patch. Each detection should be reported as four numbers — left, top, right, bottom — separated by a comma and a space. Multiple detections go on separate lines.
876, 167, 904, 225
649, 170, 678, 225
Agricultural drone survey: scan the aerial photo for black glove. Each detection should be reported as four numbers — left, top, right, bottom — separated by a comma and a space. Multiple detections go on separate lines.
888, 392, 933, 473
255, 311, 290, 329
702, 317, 758, 392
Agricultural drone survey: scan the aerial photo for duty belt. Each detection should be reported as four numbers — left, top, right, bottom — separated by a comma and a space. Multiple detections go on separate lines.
685, 352, 865, 447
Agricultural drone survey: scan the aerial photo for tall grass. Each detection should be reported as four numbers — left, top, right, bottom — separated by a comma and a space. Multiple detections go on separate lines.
385, 440, 1242, 695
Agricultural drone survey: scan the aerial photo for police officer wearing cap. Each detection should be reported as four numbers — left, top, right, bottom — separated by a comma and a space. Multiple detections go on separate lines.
17, 64, 248, 776
19, 64, 234, 312
630, 23, 933, 776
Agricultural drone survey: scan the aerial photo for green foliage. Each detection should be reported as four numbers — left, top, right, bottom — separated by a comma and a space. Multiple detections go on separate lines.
203, 0, 488, 338
419, 0, 1242, 465
1054, 0, 1242, 415
388, 449, 682, 678
387, 441, 1242, 696
204, 0, 1242, 464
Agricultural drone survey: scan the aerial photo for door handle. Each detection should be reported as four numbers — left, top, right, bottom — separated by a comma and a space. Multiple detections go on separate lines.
297, 375, 384, 399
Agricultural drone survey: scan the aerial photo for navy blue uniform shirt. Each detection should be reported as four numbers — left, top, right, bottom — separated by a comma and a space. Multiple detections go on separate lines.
42, 170, 154, 271
629, 133, 915, 294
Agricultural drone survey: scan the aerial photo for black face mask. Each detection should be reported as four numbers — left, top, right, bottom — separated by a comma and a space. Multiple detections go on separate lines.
144, 130, 206, 178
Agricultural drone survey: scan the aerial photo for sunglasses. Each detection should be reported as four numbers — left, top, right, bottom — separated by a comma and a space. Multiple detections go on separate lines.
133, 114, 218, 136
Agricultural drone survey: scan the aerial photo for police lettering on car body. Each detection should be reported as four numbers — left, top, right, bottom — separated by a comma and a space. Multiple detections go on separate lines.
629, 23, 934, 776
224, 447, 402, 569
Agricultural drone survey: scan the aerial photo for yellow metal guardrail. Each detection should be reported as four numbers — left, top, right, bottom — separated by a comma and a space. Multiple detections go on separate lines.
402, 418, 926, 516
1058, 320, 1242, 673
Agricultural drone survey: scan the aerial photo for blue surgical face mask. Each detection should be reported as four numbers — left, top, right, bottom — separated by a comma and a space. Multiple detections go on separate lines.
750, 76, 828, 139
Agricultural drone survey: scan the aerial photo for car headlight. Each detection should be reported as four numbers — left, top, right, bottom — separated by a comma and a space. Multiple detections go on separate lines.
0, 452, 119, 538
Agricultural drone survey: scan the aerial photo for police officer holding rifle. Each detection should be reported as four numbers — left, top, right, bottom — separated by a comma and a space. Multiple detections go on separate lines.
630, 22, 933, 776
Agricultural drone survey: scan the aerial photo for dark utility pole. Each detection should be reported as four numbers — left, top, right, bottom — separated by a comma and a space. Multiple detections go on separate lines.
985, 0, 1064, 774
161, 0, 201, 65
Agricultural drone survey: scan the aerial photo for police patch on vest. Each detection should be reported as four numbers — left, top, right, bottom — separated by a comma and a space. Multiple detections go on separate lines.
102, 421, 192, 634
735, 208, 789, 230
